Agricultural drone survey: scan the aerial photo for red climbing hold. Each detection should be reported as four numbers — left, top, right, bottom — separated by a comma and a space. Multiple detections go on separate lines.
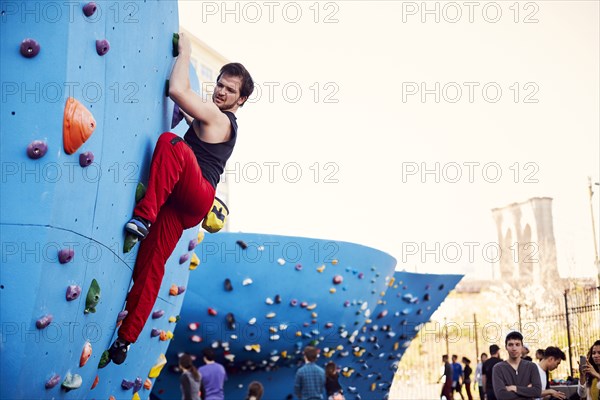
79, 341, 92, 367
20, 38, 40, 58
333, 275, 343, 285
63, 97, 96, 155
36, 314, 53, 329
45, 374, 61, 389
58, 248, 74, 264
90, 375, 99, 389
26, 140, 47, 159
377, 310, 388, 319
66, 285, 81, 301
78, 152, 94, 167
82, 2, 97, 17
208, 308, 217, 316
95, 39, 110, 56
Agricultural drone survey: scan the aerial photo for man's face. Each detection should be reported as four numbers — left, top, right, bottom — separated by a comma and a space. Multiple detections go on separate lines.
546, 357, 561, 371
506, 339, 523, 360
481, 355, 488, 363
212, 74, 244, 111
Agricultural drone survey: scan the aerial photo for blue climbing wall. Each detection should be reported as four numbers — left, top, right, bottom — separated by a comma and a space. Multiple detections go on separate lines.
0, 1, 203, 398
151, 233, 462, 400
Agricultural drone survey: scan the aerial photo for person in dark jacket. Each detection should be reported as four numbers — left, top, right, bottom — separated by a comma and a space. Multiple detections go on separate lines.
325, 362, 343, 399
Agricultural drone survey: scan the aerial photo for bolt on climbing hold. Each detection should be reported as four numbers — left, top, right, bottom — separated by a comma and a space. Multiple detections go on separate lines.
172, 33, 180, 57
45, 374, 61, 389
290, 299, 298, 307
117, 310, 128, 322
144, 379, 152, 390
78, 151, 94, 167
20, 38, 40, 58
248, 317, 256, 325
333, 275, 343, 284
121, 379, 134, 390
188, 322, 200, 330
317, 265, 325, 273
189, 253, 200, 270
58, 248, 74, 264
97, 350, 110, 368
123, 234, 138, 253
277, 258, 285, 265
151, 328, 161, 338
274, 294, 282, 303
306, 303, 317, 310
331, 259, 338, 265
135, 182, 146, 203
265, 297, 274, 305
152, 309, 164, 319
66, 285, 81, 301
36, 314, 53, 329
133, 377, 143, 393
168, 316, 178, 323
330, 288, 336, 294
61, 373, 82, 391
91, 375, 99, 390
63, 97, 96, 154
242, 278, 253, 286
190, 335, 202, 342
82, 2, 97, 16
171, 103, 184, 129
208, 308, 217, 316
236, 240, 248, 249
79, 341, 92, 367
226, 313, 236, 330
179, 253, 190, 264
188, 238, 198, 251
84, 279, 100, 314
223, 278, 233, 291
295, 263, 302, 271
95, 39, 110, 56
266, 312, 276, 319
26, 140, 48, 159
169, 285, 178, 296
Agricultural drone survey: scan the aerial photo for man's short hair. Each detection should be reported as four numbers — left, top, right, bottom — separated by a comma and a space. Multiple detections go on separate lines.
481, 352, 488, 358
489, 344, 500, 355
203, 347, 216, 361
543, 346, 566, 360
442, 354, 449, 360
217, 62, 254, 107
304, 346, 319, 362
505, 331, 524, 345
452, 354, 458, 360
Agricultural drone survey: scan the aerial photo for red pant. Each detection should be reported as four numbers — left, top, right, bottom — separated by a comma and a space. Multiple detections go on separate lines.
118, 132, 215, 343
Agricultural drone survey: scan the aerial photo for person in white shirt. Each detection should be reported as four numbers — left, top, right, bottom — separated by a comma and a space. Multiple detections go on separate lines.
535, 346, 566, 400
475, 353, 488, 400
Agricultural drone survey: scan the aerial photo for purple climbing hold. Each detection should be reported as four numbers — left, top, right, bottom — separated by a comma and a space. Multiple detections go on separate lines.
151, 328, 161, 337
95, 39, 110, 56
45, 374, 61, 389
177, 286, 186, 295
274, 294, 282, 304
188, 238, 198, 251
82, 2, 97, 17
358, 272, 364, 279
20, 38, 40, 58
152, 309, 165, 319
344, 300, 350, 307
36, 314, 53, 329
117, 310, 128, 322
236, 240, 248, 250
26, 140, 47, 159
424, 293, 430, 301
295, 264, 302, 271
58, 248, 74, 264
133, 377, 143, 393
290, 299, 298, 307
224, 278, 233, 292
78, 151, 94, 167
65, 285, 81, 301
438, 283, 445, 290
179, 253, 190, 264
121, 379, 134, 390
171, 103, 184, 129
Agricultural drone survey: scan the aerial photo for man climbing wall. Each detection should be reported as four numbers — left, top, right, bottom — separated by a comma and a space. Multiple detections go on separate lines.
107, 32, 254, 364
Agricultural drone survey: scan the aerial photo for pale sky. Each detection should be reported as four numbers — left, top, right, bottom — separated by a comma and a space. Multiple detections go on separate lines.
179, 1, 599, 279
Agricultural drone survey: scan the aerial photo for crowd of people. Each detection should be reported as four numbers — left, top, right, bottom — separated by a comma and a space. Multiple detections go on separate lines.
439, 334, 599, 400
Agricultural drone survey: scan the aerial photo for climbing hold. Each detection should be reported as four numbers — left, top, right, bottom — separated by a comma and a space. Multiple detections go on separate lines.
144, 379, 152, 390
117, 310, 128, 323
152, 310, 164, 319
295, 264, 302, 271
169, 284, 179, 296
248, 317, 256, 325
358, 272, 364, 279
66, 285, 81, 301
177, 286, 186, 295
84, 279, 100, 314
78, 151, 94, 167
265, 297, 274, 305
189, 322, 199, 330
189, 253, 200, 270
344, 301, 350, 307
325, 322, 333, 329
151, 328, 161, 337
265, 312, 276, 319
331, 259, 338, 265
224, 278, 233, 291
274, 294, 282, 304
91, 375, 99, 390
123, 234, 138, 253
290, 299, 298, 307
230, 334, 238, 340
277, 258, 285, 265
121, 379, 134, 390
179, 253, 189, 264
244, 344, 261, 352
190, 335, 202, 342
63, 97, 96, 154
424, 293, 430, 301
438, 283, 445, 290
208, 308, 217, 316
36, 314, 53, 329
242, 278, 253, 286
172, 33, 180, 57
82, 2, 97, 16
306, 303, 317, 310
269, 327, 278, 333
168, 316, 178, 323
45, 374, 61, 389
225, 354, 236, 362
300, 301, 308, 308
171, 103, 184, 129
270, 335, 280, 341
236, 240, 248, 249
159, 330, 168, 341
95, 39, 110, 56
226, 313, 236, 330
133, 377, 143, 393
79, 341, 92, 367
20, 38, 41, 58
333, 275, 343, 285
317, 265, 325, 273
388, 277, 395, 287
61, 373, 82, 391
58, 248, 74, 264
188, 238, 198, 251
329, 288, 336, 294
26, 140, 47, 159
135, 182, 146, 203
98, 350, 110, 368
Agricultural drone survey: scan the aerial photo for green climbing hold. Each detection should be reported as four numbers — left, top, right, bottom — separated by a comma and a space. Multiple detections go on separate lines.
135, 182, 146, 203
172, 33, 179, 57
123, 233, 138, 253
61, 373, 82, 391
98, 350, 110, 368
84, 279, 101, 314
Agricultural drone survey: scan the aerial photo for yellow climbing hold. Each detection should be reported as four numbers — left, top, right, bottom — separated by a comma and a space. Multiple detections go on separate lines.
281, 350, 288, 358
380, 291, 385, 297
133, 393, 141, 400
342, 368, 354, 378
197, 230, 205, 243
295, 331, 302, 337
317, 265, 325, 273
269, 327, 277, 333
166, 331, 174, 340
336, 345, 344, 351
189, 253, 200, 270
168, 316, 177, 323
329, 288, 336, 294
323, 349, 335, 358
306, 303, 317, 310
394, 342, 399, 351
371, 383, 376, 391
148, 354, 167, 378
311, 312, 318, 318
331, 259, 338, 265
365, 318, 372, 324
388, 277, 395, 287
354, 348, 365, 357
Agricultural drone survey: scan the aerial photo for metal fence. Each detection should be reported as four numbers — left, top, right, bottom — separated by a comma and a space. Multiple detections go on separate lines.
390, 285, 600, 400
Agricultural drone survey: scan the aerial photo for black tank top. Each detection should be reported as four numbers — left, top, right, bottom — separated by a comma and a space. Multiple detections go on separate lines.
184, 111, 237, 189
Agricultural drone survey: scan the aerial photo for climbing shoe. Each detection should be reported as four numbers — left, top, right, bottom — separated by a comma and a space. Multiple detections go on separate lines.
108, 337, 130, 365
125, 216, 151, 239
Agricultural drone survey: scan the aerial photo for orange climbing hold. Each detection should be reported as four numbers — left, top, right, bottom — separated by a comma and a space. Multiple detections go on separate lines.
144, 379, 152, 390
169, 284, 178, 296
79, 341, 92, 367
90, 375, 99, 389
63, 97, 96, 154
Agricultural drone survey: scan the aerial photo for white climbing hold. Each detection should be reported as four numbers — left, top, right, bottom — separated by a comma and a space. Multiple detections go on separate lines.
279, 323, 288, 330
277, 258, 285, 265
231, 334, 238, 340
265, 297, 274, 305
242, 278, 253, 286
266, 312, 276, 319
248, 317, 256, 325
270, 335, 280, 341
